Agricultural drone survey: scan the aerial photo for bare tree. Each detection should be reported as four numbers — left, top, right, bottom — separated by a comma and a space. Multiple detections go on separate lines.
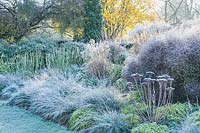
0, 0, 56, 42
161, 0, 200, 25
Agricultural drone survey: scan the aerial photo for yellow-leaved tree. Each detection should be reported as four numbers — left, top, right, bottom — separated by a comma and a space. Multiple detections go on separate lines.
103, 0, 157, 40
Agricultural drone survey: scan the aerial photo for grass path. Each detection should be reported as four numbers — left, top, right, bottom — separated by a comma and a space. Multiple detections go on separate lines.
0, 104, 72, 133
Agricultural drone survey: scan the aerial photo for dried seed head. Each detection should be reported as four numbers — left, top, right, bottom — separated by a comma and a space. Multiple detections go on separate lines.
146, 71, 155, 75
150, 78, 157, 82
166, 87, 175, 91
170, 87, 175, 91
167, 78, 174, 82
167, 78, 174, 87
131, 73, 143, 82
166, 87, 171, 91
157, 74, 170, 79
127, 82, 132, 87
157, 79, 168, 83
141, 82, 148, 86
131, 73, 143, 78
144, 78, 152, 83
145, 71, 155, 78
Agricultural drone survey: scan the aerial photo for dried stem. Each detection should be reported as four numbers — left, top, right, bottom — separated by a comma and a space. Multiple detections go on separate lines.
129, 72, 175, 123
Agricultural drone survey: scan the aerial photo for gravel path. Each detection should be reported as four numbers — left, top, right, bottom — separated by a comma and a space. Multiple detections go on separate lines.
0, 105, 72, 133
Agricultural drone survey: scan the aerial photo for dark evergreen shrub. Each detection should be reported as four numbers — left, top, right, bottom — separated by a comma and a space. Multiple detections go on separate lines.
83, 0, 103, 42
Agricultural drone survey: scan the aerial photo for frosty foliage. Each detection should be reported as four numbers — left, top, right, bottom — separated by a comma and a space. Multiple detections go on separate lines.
1, 69, 121, 126
0, 74, 22, 93
85, 111, 130, 133
80, 89, 121, 112
173, 110, 200, 133
85, 41, 127, 79
0, 37, 85, 73
128, 22, 171, 37
124, 19, 200, 101
128, 22, 172, 54
0, 105, 69, 133
85, 42, 111, 79
185, 82, 200, 100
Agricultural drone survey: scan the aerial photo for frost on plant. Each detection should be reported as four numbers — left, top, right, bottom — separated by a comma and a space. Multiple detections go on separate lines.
128, 72, 175, 122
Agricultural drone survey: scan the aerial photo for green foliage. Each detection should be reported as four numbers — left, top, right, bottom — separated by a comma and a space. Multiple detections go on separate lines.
0, 40, 8, 46
131, 122, 169, 133
54, 0, 85, 40
109, 45, 126, 64
114, 78, 129, 93
157, 103, 190, 127
68, 108, 96, 130
187, 110, 200, 127
121, 104, 141, 126
83, 0, 103, 42
173, 110, 200, 133
0, 56, 9, 73
17, 0, 38, 20
110, 65, 122, 83
115, 53, 126, 64
127, 90, 143, 103
87, 111, 130, 133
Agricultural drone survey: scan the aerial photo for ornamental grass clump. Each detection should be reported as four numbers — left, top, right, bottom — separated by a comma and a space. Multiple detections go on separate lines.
30, 95, 77, 125
80, 89, 121, 112
85, 42, 111, 79
1, 70, 87, 125
85, 111, 130, 133
1, 69, 123, 127
128, 72, 175, 123
0, 74, 22, 93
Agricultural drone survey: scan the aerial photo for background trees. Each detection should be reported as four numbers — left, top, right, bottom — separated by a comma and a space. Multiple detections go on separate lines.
0, 0, 55, 43
0, 0, 158, 43
160, 0, 200, 25
52, 0, 85, 41
102, 0, 157, 40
